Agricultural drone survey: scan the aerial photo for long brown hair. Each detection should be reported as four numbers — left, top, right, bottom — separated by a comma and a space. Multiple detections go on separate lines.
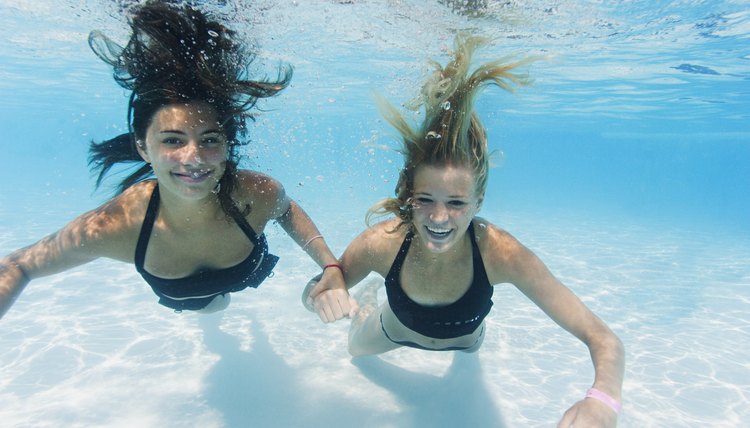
87, 1, 291, 216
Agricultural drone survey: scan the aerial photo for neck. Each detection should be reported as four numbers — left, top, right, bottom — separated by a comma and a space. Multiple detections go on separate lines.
158, 189, 226, 228
410, 229, 472, 266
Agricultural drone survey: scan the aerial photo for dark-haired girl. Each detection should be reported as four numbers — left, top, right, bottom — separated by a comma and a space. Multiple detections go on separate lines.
0, 1, 344, 316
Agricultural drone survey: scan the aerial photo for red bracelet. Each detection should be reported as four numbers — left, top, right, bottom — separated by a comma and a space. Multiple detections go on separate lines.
323, 263, 343, 271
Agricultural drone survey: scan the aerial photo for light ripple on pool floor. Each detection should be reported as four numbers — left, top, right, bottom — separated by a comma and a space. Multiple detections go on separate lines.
1, 213, 749, 427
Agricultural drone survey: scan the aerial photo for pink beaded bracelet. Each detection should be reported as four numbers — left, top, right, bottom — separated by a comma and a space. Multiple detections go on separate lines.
585, 388, 621, 414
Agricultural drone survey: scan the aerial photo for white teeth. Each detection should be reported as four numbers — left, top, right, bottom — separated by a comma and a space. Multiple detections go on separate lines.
427, 226, 451, 235
186, 169, 210, 178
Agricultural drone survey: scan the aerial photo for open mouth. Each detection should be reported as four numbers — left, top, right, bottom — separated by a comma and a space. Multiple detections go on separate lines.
425, 226, 452, 240
173, 169, 213, 183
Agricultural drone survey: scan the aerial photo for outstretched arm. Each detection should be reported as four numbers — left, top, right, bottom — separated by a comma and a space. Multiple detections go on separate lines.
273, 194, 356, 322
0, 209, 117, 319
0, 256, 31, 319
0, 187, 146, 320
485, 225, 624, 427
303, 224, 387, 323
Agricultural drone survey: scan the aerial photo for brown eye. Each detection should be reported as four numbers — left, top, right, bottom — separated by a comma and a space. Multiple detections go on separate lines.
201, 134, 225, 147
162, 137, 182, 146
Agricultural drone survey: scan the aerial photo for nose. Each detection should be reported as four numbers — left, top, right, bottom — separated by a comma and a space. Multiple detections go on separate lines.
429, 203, 449, 224
179, 141, 203, 165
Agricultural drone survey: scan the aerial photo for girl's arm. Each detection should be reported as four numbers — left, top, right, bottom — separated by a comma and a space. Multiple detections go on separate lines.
304, 222, 396, 323
0, 199, 135, 319
265, 180, 353, 322
482, 223, 624, 427
0, 255, 32, 319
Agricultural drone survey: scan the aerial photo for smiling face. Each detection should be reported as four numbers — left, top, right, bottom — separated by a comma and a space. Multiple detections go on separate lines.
410, 164, 483, 254
137, 101, 228, 200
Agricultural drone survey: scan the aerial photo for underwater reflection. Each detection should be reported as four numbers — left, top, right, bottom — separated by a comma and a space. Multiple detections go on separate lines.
352, 352, 505, 428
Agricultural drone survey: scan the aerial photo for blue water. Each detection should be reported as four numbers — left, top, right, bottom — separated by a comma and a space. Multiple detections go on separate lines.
1, 1, 749, 427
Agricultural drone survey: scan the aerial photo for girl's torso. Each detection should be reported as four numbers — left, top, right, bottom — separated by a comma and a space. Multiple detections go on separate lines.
133, 180, 279, 310
86, 172, 282, 310
97, 172, 280, 267
371, 219, 495, 349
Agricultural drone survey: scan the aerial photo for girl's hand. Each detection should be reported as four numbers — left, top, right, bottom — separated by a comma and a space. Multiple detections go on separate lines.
302, 269, 358, 323
557, 397, 618, 428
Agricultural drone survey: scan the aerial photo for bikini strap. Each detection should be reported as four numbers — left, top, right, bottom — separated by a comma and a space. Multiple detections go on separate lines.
468, 221, 478, 254
467, 221, 491, 284
226, 202, 260, 244
134, 183, 160, 270
391, 230, 413, 270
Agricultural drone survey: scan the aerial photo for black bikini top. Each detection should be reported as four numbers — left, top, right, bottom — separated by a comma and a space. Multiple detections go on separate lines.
384, 223, 494, 339
134, 183, 279, 311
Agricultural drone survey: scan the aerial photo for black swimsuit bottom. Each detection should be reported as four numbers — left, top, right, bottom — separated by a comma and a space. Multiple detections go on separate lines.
379, 313, 486, 351
383, 222, 494, 341
134, 183, 279, 311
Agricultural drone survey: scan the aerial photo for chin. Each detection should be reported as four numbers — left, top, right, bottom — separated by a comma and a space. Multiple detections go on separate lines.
426, 243, 456, 254
171, 176, 219, 194
169, 184, 216, 201
418, 234, 457, 254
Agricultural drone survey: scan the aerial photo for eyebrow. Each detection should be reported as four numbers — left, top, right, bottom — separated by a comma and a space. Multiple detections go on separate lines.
414, 191, 470, 199
158, 128, 223, 135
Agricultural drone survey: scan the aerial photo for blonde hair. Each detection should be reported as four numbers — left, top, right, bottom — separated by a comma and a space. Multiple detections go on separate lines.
367, 33, 533, 229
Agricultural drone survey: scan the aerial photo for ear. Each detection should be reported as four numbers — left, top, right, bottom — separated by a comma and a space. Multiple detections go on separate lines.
476, 195, 484, 212
135, 140, 150, 163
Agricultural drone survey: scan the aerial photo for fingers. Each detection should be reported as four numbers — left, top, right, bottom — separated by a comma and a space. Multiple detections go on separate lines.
557, 399, 616, 428
305, 269, 355, 323
557, 403, 578, 428
302, 275, 324, 312
312, 289, 354, 323
348, 295, 360, 318
305, 274, 325, 300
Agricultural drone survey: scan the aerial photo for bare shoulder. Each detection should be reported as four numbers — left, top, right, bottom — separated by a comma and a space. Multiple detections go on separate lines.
9, 181, 154, 274
362, 218, 408, 248
71, 180, 155, 260
473, 217, 524, 254
234, 170, 285, 217
350, 218, 407, 275
472, 217, 533, 284
236, 170, 283, 195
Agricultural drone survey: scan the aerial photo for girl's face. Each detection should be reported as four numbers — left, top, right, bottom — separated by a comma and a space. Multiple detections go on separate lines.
138, 102, 228, 201
410, 164, 482, 254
